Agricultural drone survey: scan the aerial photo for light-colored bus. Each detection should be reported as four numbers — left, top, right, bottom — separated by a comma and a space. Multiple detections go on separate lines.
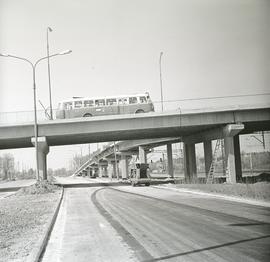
56, 92, 154, 119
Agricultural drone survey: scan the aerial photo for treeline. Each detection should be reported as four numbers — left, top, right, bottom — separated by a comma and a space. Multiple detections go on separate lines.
0, 153, 73, 181
149, 151, 270, 174
0, 154, 15, 180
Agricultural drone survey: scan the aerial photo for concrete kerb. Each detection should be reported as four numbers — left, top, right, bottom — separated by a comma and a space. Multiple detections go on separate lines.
26, 186, 64, 262
153, 185, 270, 208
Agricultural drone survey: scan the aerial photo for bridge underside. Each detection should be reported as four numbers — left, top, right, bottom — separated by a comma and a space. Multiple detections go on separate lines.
0, 120, 269, 150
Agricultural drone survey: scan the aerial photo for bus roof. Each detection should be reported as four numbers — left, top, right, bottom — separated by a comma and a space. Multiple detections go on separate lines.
59, 92, 150, 103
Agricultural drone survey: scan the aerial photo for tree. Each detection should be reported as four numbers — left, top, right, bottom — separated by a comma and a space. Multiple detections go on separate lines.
27, 168, 35, 179
0, 154, 15, 180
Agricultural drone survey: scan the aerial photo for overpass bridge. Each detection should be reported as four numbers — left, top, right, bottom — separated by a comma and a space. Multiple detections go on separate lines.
73, 137, 181, 179
0, 104, 269, 183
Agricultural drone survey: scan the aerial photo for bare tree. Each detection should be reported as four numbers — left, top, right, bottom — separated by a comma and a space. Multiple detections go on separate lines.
0, 154, 15, 180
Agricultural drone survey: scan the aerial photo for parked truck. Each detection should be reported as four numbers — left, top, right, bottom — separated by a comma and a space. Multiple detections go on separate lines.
129, 163, 151, 187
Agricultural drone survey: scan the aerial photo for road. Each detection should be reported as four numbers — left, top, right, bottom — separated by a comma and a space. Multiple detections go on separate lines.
41, 186, 270, 262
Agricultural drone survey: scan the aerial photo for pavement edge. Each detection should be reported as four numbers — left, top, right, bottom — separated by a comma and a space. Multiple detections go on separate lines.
26, 186, 65, 262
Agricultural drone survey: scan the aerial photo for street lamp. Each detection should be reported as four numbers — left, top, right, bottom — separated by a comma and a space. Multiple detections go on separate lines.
113, 141, 119, 180
159, 51, 164, 112
0, 50, 72, 181
47, 27, 53, 120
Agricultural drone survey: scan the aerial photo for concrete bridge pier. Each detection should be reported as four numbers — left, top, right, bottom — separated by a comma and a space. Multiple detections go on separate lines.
166, 143, 174, 178
119, 154, 129, 180
103, 166, 108, 177
183, 143, 197, 183
107, 159, 118, 179
203, 141, 212, 179
233, 135, 242, 182
98, 166, 103, 178
89, 168, 94, 177
224, 134, 243, 183
98, 160, 108, 177
222, 125, 244, 183
139, 146, 147, 163
31, 137, 49, 180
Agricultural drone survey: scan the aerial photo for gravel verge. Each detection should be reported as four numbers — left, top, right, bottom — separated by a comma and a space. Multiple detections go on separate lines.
0, 183, 61, 262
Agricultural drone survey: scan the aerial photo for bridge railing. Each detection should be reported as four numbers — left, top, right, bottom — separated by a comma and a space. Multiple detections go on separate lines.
0, 109, 57, 124
0, 93, 269, 124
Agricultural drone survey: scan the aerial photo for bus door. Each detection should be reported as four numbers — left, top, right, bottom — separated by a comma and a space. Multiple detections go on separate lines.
105, 98, 119, 115
94, 99, 106, 116
63, 101, 74, 118
118, 97, 129, 114
128, 96, 139, 113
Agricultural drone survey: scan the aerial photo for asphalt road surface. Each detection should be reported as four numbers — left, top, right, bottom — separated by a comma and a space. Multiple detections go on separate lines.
41, 186, 270, 262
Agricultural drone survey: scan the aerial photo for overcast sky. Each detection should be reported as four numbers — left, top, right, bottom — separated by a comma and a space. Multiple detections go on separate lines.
0, 0, 269, 169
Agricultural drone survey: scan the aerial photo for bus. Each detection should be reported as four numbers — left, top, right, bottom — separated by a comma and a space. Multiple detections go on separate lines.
56, 92, 154, 119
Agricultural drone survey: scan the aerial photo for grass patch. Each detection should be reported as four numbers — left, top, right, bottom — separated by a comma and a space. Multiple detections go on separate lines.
169, 182, 270, 201
0, 184, 61, 262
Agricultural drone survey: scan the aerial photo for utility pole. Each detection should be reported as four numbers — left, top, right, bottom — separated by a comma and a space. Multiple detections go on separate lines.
47, 27, 53, 120
159, 51, 164, 112
113, 142, 119, 180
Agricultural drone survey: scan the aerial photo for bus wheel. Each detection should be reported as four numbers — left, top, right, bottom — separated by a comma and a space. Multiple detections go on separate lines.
135, 109, 144, 114
83, 113, 92, 117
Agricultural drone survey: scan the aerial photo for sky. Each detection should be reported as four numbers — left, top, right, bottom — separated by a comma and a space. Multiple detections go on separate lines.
0, 0, 270, 169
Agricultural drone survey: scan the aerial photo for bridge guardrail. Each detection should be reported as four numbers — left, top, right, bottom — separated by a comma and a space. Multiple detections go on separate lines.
0, 94, 269, 124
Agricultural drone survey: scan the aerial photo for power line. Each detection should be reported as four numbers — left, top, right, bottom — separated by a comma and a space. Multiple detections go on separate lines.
153, 92, 270, 104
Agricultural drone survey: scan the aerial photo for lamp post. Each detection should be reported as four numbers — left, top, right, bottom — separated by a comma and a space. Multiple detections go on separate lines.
159, 51, 164, 112
47, 27, 53, 120
0, 50, 72, 181
113, 141, 119, 180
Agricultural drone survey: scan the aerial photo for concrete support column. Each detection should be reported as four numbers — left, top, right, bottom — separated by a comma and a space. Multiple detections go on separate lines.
103, 166, 108, 177
203, 141, 212, 178
183, 143, 197, 183
234, 135, 242, 182
108, 160, 118, 178
224, 136, 237, 184
87, 169, 90, 177
107, 161, 114, 179
112, 161, 116, 178
224, 135, 242, 184
166, 143, 174, 178
98, 165, 103, 178
31, 137, 49, 180
120, 155, 129, 180
139, 146, 147, 163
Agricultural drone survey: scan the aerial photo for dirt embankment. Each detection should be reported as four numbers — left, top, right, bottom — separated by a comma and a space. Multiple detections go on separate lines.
0, 182, 61, 262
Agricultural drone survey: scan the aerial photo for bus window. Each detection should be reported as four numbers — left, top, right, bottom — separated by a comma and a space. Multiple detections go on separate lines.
139, 96, 147, 103
119, 98, 128, 105
74, 101, 83, 108
129, 97, 137, 104
95, 99, 105, 106
106, 98, 117, 106
64, 102, 73, 110
84, 100, 94, 107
